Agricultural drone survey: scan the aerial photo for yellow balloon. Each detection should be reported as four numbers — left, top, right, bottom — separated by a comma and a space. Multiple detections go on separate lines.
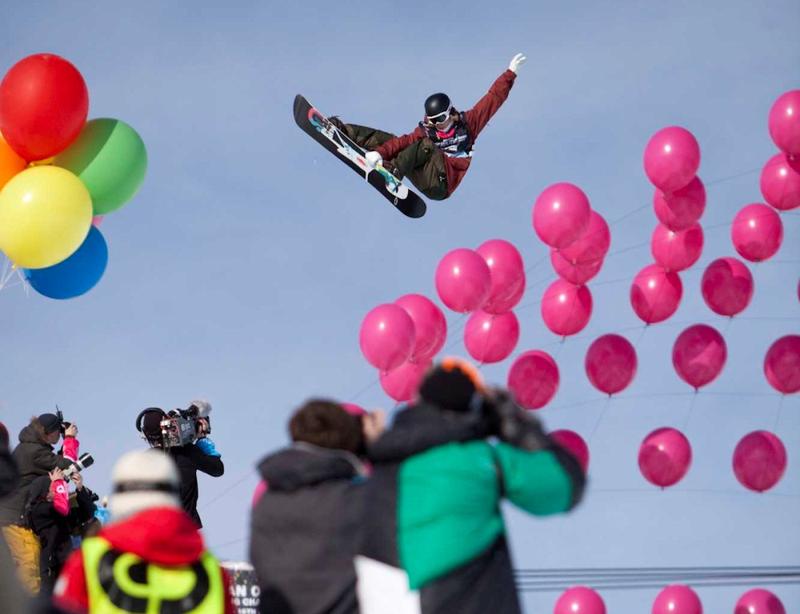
0, 166, 92, 268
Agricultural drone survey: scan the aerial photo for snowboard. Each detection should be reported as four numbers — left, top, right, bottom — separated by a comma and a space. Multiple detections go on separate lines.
293, 94, 427, 218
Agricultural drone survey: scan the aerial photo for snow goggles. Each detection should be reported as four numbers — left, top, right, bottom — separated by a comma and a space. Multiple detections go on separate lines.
426, 109, 452, 125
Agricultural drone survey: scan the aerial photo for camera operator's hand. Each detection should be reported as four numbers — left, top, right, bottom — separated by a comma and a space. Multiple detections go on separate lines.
49, 467, 65, 482
71, 472, 84, 491
64, 423, 78, 438
362, 410, 387, 445
197, 418, 210, 438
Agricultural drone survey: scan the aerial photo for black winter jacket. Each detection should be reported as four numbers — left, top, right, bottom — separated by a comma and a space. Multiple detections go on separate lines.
249, 444, 367, 614
165, 443, 224, 527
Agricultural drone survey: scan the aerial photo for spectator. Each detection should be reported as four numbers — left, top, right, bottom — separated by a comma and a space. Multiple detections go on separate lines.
53, 449, 235, 613
249, 399, 385, 614
0, 421, 28, 613
0, 414, 79, 593
356, 360, 586, 614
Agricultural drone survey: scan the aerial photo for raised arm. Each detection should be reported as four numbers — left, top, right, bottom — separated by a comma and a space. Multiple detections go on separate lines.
465, 53, 525, 140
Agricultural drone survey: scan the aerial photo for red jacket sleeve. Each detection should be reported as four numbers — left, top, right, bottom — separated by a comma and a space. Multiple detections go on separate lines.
375, 126, 426, 161
52, 549, 89, 614
52, 479, 70, 516
465, 69, 517, 141
63, 436, 79, 461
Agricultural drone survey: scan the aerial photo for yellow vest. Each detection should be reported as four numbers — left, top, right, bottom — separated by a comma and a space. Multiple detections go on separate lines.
82, 536, 225, 614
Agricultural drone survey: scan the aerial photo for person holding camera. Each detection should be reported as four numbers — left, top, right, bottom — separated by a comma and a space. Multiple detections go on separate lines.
136, 401, 224, 527
0, 413, 80, 593
355, 359, 586, 614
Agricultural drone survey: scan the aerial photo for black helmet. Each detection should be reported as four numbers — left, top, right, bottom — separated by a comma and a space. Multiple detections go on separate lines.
424, 93, 451, 123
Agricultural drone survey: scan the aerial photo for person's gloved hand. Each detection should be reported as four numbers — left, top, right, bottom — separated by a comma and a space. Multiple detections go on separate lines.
196, 438, 221, 457
365, 151, 383, 168
508, 53, 526, 74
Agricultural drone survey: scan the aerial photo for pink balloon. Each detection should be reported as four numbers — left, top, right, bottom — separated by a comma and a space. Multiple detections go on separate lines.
395, 294, 447, 362
532, 182, 591, 249
630, 264, 683, 324
541, 280, 593, 336
759, 152, 800, 211
551, 249, 603, 284
507, 350, 559, 410
585, 334, 637, 395
735, 588, 786, 614
380, 359, 432, 403
638, 427, 692, 488
672, 324, 727, 389
644, 126, 701, 193
653, 176, 706, 231
650, 223, 703, 272
558, 210, 611, 265
340, 402, 367, 416
733, 431, 787, 492
731, 203, 784, 262
700, 257, 754, 317
554, 586, 606, 614
652, 585, 703, 614
464, 310, 520, 364
551, 430, 589, 473
768, 89, 800, 156
435, 248, 492, 313
91, 215, 104, 227
359, 304, 416, 371
764, 335, 800, 394
476, 239, 526, 314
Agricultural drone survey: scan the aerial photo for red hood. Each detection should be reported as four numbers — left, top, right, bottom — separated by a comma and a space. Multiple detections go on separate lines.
100, 507, 205, 565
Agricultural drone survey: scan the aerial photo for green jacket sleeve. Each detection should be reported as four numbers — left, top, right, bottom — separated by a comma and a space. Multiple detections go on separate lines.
493, 442, 584, 516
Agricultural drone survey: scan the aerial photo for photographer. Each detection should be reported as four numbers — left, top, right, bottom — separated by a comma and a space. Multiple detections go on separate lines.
356, 359, 586, 614
0, 413, 79, 593
137, 401, 224, 527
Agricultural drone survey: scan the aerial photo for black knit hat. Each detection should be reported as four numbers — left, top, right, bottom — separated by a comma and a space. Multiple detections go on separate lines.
418, 360, 483, 412
38, 413, 61, 434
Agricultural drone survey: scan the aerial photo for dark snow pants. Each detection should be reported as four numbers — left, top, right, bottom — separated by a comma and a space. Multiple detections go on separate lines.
335, 122, 449, 201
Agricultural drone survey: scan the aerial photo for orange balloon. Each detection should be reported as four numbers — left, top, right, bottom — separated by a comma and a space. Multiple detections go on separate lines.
0, 133, 27, 189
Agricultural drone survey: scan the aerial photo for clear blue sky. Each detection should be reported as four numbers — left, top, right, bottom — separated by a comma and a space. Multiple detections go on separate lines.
1, 1, 798, 611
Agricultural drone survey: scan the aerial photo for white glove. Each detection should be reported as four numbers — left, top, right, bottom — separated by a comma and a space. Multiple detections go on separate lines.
508, 52, 526, 74
365, 151, 382, 168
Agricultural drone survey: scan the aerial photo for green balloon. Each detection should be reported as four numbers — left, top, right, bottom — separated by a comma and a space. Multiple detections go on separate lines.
54, 118, 147, 215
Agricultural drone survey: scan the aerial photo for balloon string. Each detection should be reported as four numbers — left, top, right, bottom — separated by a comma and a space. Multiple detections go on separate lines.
682, 390, 699, 432
772, 395, 786, 432
587, 395, 612, 443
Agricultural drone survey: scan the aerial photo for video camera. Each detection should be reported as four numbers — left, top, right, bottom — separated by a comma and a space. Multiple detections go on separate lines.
136, 400, 212, 450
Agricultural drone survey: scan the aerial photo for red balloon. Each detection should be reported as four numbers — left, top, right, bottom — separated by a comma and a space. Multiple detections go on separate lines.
653, 176, 706, 231
359, 304, 416, 371
435, 248, 492, 313
700, 257, 754, 317
733, 431, 787, 492
550, 249, 603, 284
464, 310, 520, 364
554, 586, 606, 614
768, 89, 800, 156
638, 427, 692, 488
541, 280, 593, 336
652, 585, 703, 614
340, 402, 367, 416
551, 430, 590, 473
507, 350, 559, 410
650, 223, 703, 272
0, 54, 88, 160
644, 126, 701, 193
672, 324, 727, 389
532, 182, 591, 249
558, 210, 611, 265
735, 588, 786, 614
731, 203, 784, 262
764, 335, 800, 394
395, 294, 447, 362
630, 264, 683, 324
584, 334, 637, 395
380, 359, 432, 403
760, 153, 800, 211
476, 239, 526, 314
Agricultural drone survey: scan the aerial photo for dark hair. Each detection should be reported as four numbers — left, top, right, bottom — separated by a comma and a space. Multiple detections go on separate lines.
0, 422, 8, 449
288, 400, 363, 454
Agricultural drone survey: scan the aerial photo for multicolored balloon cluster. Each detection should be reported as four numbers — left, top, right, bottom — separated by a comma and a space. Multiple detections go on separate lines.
0, 53, 147, 299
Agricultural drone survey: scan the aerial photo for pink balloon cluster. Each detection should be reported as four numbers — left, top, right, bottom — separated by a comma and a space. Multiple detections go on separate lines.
763, 90, 800, 211
533, 183, 605, 337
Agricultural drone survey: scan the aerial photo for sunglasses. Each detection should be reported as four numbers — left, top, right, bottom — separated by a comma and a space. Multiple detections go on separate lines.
426, 109, 451, 125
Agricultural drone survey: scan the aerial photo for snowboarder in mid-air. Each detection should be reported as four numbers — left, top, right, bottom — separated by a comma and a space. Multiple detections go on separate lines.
329, 53, 526, 202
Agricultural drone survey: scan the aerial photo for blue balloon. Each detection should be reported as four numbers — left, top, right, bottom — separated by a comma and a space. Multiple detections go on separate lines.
24, 226, 108, 299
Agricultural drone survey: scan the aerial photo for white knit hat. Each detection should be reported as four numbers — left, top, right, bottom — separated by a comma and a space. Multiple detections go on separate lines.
109, 449, 180, 520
